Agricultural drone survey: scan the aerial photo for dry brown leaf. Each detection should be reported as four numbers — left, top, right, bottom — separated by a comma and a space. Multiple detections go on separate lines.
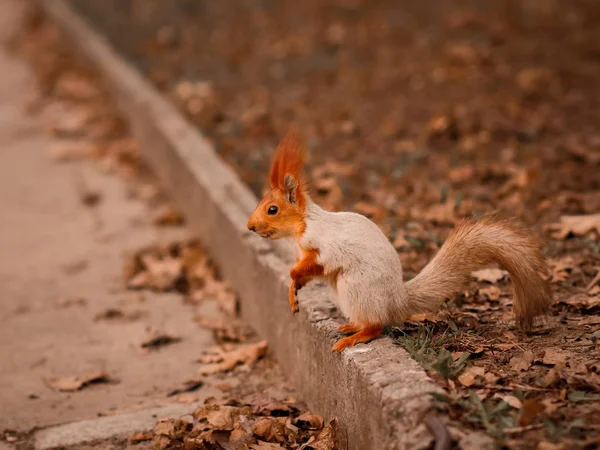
299, 420, 337, 450
542, 349, 567, 366
561, 293, 600, 309
578, 316, 600, 325
128, 431, 153, 443
193, 405, 243, 431
141, 254, 183, 291
252, 417, 286, 444
509, 350, 534, 372
542, 362, 566, 388
550, 257, 577, 283
197, 341, 268, 375
47, 370, 112, 392
423, 201, 455, 225
48, 141, 94, 162
458, 366, 486, 387
250, 441, 283, 449
153, 206, 185, 227
546, 213, 600, 240
537, 442, 566, 450
479, 286, 501, 301
153, 418, 192, 450
294, 412, 324, 430
493, 393, 522, 409
196, 315, 254, 343
518, 398, 546, 426
448, 165, 475, 184
540, 398, 563, 415
138, 328, 181, 352
472, 268, 508, 284
57, 296, 87, 308
167, 377, 203, 397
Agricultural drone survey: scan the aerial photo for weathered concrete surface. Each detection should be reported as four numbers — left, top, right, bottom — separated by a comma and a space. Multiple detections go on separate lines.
37, 1, 441, 448
0, 0, 225, 433
34, 402, 200, 450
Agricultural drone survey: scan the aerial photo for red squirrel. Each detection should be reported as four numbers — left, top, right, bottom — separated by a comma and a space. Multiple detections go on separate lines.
247, 131, 552, 352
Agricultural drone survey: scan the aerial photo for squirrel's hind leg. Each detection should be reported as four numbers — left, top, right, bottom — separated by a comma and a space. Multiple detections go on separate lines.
332, 324, 382, 352
337, 323, 361, 334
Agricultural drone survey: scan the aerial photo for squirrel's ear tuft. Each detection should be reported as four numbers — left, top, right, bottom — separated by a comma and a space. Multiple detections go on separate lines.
269, 129, 307, 206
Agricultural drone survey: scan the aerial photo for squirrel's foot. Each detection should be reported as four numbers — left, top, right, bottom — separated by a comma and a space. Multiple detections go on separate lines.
331, 324, 382, 352
288, 281, 299, 314
337, 323, 361, 334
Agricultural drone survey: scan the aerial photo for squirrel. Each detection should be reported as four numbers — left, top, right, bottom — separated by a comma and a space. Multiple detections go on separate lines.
247, 131, 552, 352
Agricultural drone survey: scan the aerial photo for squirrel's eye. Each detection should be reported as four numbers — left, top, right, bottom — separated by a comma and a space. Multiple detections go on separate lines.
267, 205, 278, 215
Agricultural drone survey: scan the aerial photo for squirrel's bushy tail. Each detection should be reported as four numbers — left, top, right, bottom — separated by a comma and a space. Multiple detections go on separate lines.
405, 214, 552, 330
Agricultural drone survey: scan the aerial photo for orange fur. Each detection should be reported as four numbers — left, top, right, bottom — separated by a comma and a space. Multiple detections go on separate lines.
290, 249, 324, 286
287, 249, 325, 313
247, 130, 309, 240
331, 324, 382, 352
269, 129, 308, 210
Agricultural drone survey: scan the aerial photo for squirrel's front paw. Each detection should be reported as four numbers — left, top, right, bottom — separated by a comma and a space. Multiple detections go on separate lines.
288, 282, 299, 314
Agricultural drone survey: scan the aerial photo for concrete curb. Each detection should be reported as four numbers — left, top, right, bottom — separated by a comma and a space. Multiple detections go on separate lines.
34, 402, 201, 449
35, 1, 440, 448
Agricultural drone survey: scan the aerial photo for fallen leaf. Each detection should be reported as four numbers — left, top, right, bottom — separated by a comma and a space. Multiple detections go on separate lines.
493, 393, 522, 409
458, 366, 486, 387
550, 257, 577, 283
57, 297, 87, 308
542, 349, 567, 366
153, 418, 192, 450
579, 316, 600, 325
153, 206, 185, 227
196, 341, 268, 375
560, 293, 600, 310
423, 201, 455, 225
479, 286, 501, 301
542, 362, 566, 387
546, 213, 600, 240
138, 328, 181, 352
193, 405, 243, 431
48, 141, 94, 162
250, 441, 283, 449
253, 401, 296, 417
166, 377, 203, 397
252, 417, 286, 443
509, 350, 534, 372
294, 412, 324, 430
472, 268, 508, 284
299, 420, 337, 450
196, 315, 254, 343
537, 442, 566, 450
518, 398, 546, 426
47, 370, 113, 392
128, 431, 153, 443
141, 254, 183, 291
540, 398, 562, 415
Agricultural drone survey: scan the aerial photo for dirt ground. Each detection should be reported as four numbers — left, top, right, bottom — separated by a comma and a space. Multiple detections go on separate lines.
16, 0, 600, 449
0, 2, 335, 449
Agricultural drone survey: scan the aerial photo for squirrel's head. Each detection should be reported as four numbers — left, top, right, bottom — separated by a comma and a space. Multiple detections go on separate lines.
247, 130, 308, 240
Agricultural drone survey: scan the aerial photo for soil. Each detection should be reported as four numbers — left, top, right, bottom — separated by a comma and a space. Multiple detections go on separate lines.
25, 0, 600, 448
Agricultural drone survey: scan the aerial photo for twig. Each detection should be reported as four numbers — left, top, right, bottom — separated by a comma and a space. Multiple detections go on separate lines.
586, 268, 600, 292
503, 424, 545, 435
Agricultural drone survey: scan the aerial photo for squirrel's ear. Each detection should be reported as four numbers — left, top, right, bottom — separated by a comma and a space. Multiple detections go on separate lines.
269, 129, 307, 199
283, 174, 299, 204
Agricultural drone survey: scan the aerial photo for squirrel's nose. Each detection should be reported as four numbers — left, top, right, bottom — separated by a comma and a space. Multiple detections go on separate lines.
247, 221, 256, 232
